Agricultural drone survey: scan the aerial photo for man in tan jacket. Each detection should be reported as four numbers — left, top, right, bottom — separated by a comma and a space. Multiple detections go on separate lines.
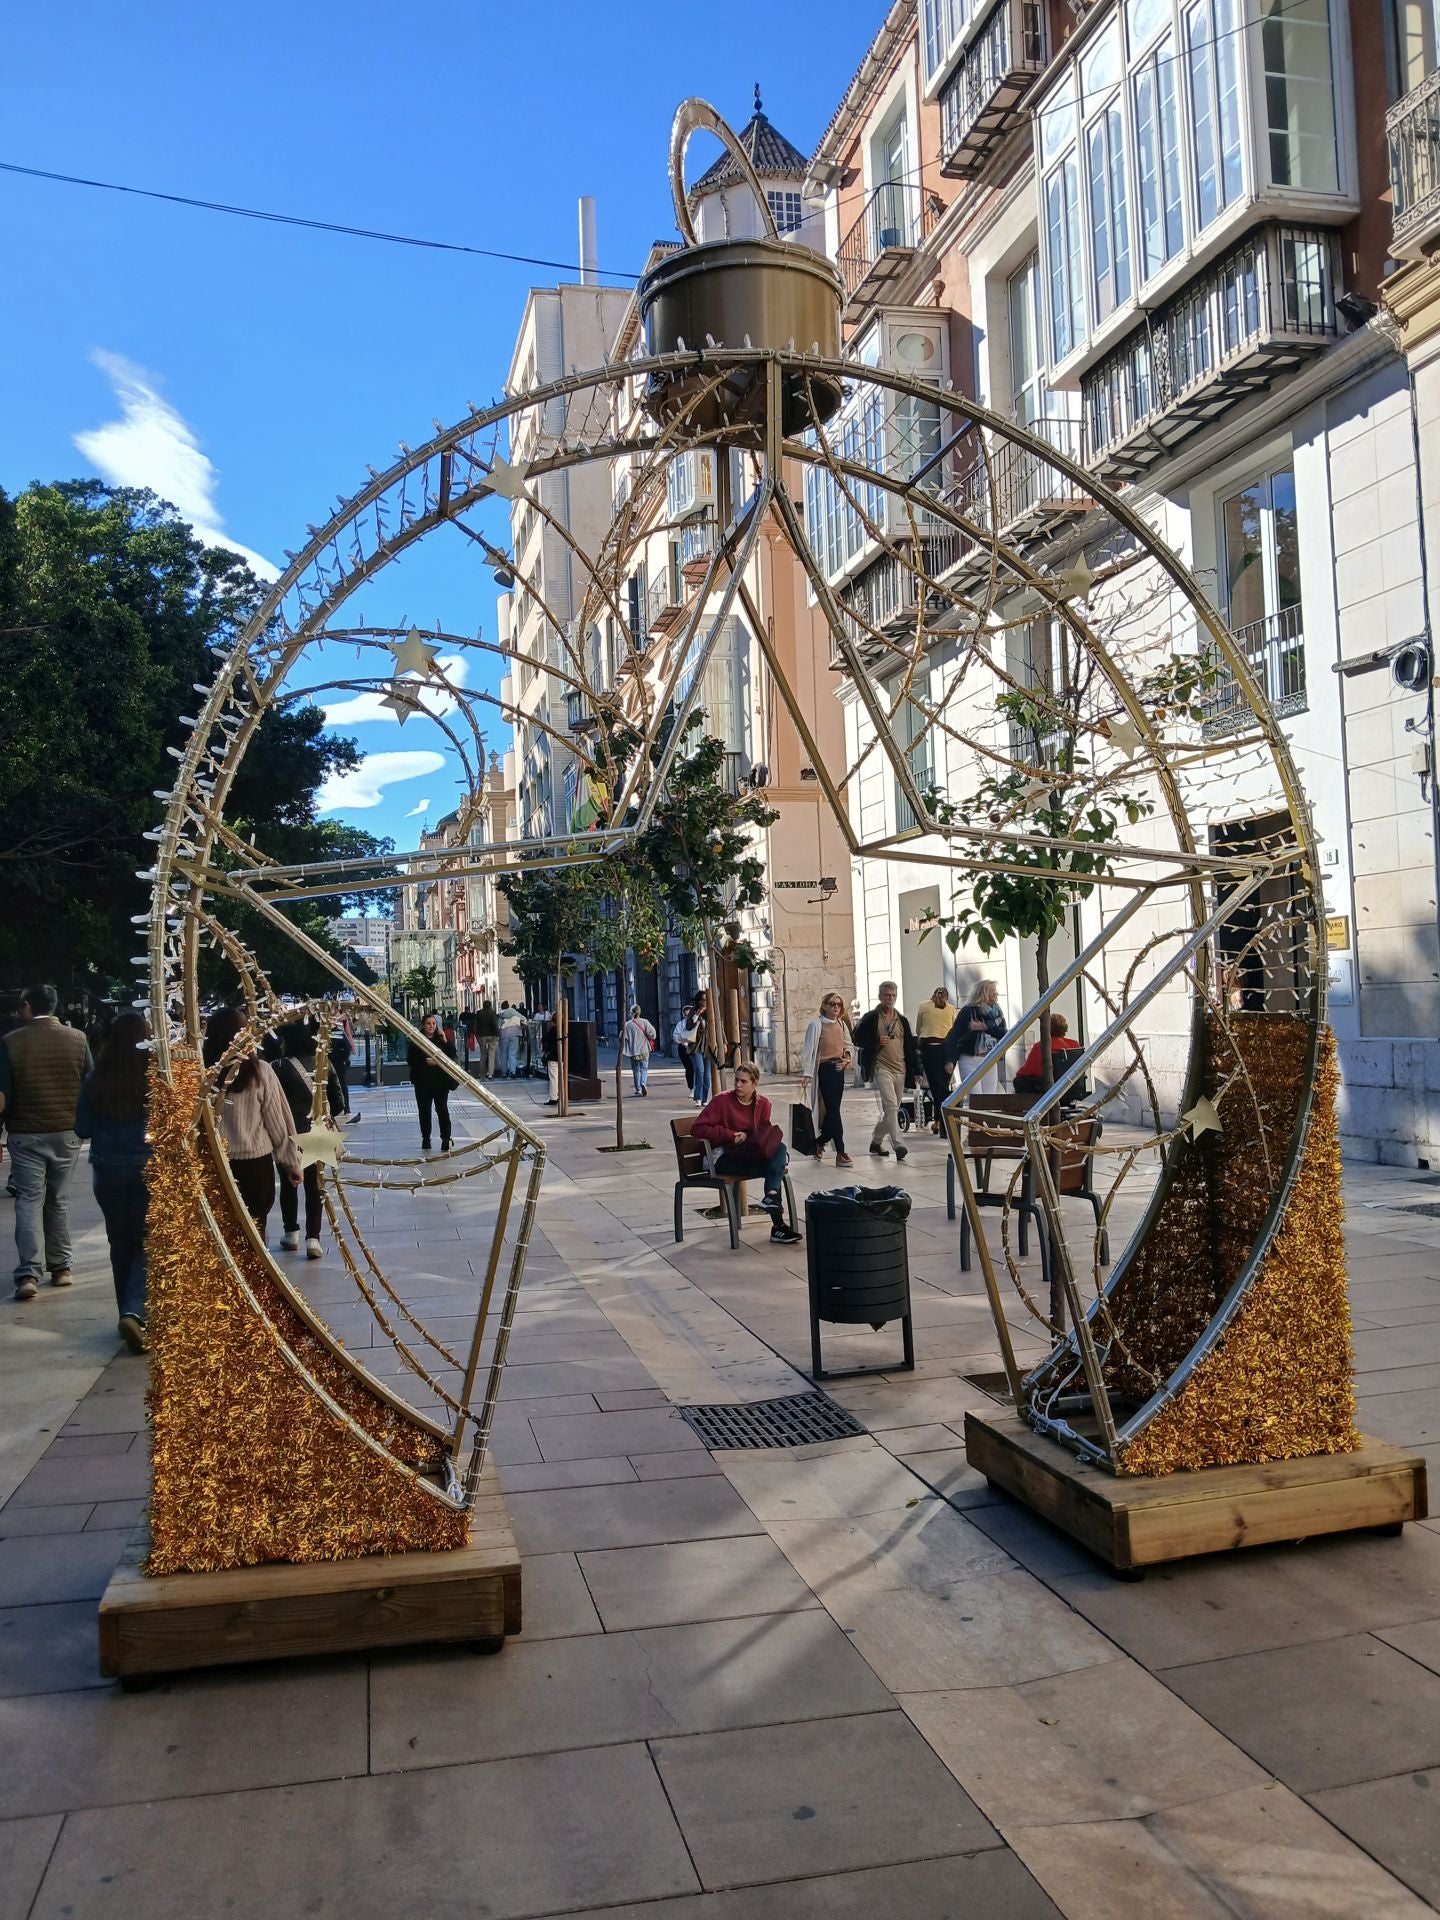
0, 985, 92, 1302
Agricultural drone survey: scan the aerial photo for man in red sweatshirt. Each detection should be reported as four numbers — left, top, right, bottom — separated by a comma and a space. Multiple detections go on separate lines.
693, 1062, 801, 1245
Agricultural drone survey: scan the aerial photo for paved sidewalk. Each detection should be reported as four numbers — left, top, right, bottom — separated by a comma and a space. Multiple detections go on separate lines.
1, 1066, 1438, 1917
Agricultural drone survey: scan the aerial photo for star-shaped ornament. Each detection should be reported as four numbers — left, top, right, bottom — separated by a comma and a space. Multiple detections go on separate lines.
1181, 1095, 1223, 1139
1018, 775, 1054, 805
390, 628, 441, 677
380, 684, 423, 725
1105, 713, 1144, 761
299, 1123, 346, 1170
1055, 557, 1096, 602
481, 453, 532, 501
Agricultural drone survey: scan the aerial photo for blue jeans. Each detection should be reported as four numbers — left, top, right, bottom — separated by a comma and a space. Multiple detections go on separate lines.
630, 1055, 650, 1092
498, 1033, 520, 1076
10, 1131, 81, 1282
716, 1142, 788, 1197
92, 1162, 148, 1322
692, 1053, 712, 1105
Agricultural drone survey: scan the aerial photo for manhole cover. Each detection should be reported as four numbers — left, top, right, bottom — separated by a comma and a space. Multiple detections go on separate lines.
677, 1390, 865, 1450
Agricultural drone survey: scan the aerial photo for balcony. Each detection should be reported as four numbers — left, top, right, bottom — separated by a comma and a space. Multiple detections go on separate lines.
1200, 603, 1307, 738
1389, 69, 1440, 259
837, 181, 941, 313
647, 573, 684, 638
942, 413, 1090, 556
938, 0, 1045, 180
1083, 225, 1340, 484
831, 536, 965, 665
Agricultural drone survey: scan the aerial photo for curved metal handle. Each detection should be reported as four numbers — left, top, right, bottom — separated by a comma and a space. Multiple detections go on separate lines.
668, 97, 781, 248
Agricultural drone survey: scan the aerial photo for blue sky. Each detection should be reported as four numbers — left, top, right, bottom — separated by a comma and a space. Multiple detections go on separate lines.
2, 1, 883, 851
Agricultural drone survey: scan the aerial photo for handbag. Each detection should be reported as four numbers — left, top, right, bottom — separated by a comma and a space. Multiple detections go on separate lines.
790, 1101, 818, 1155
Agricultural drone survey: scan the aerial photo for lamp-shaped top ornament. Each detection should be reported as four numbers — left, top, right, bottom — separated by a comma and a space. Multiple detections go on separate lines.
638, 98, 844, 438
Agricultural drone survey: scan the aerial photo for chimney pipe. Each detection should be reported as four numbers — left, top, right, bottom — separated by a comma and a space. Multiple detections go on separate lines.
578, 197, 597, 285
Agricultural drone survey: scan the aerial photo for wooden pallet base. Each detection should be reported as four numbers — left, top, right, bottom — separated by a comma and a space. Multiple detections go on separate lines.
964, 1409, 1429, 1573
99, 1466, 520, 1680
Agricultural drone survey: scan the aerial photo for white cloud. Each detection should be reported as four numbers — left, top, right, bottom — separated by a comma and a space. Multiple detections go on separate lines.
317, 751, 445, 814
403, 796, 431, 818
321, 656, 471, 728
75, 350, 280, 580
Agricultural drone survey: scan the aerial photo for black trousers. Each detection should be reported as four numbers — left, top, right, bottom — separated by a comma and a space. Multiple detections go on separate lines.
280, 1163, 323, 1239
230, 1154, 276, 1234
677, 1043, 694, 1091
920, 1040, 952, 1121
416, 1085, 452, 1147
332, 1055, 351, 1112
816, 1059, 847, 1153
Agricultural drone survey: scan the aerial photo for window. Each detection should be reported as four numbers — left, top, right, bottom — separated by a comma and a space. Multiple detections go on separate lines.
1133, 37, 1184, 279
1261, 0, 1337, 192
1212, 464, 1305, 723
893, 680, 934, 833
1041, 77, 1086, 361
766, 189, 805, 236
923, 0, 974, 85
1188, 0, 1244, 230
1385, 0, 1437, 100
803, 389, 886, 579
1009, 254, 1046, 426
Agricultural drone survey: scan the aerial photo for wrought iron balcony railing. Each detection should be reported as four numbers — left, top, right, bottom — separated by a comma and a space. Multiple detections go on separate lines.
939, 0, 1045, 180
942, 412, 1089, 551
837, 181, 941, 308
1082, 224, 1340, 482
1200, 602, 1307, 737
1389, 67, 1440, 258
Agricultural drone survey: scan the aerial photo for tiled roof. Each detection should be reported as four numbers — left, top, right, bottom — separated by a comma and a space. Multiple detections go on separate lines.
693, 90, 808, 193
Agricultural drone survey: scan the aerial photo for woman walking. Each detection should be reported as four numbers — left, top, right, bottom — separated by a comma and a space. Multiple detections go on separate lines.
915, 986, 958, 1131
203, 1008, 301, 1241
622, 1005, 657, 1096
694, 1062, 802, 1245
690, 989, 716, 1107
274, 1022, 344, 1258
800, 992, 854, 1168
74, 1011, 151, 1353
947, 979, 1008, 1096
407, 1011, 458, 1149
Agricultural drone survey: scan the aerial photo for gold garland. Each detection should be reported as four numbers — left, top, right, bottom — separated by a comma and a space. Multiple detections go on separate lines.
146, 1057, 469, 1573
1118, 1025, 1356, 1475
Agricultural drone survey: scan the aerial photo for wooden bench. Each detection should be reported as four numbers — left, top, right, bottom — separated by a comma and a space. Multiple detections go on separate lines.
947, 1096, 1110, 1285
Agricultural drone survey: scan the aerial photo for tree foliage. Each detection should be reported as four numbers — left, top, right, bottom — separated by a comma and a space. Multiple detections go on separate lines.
0, 481, 387, 1001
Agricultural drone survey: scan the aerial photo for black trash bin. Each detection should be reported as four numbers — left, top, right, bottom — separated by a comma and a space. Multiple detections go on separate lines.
805, 1186, 915, 1380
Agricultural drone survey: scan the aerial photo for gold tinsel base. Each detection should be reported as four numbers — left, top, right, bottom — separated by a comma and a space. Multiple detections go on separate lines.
145, 1058, 470, 1573
1117, 1025, 1357, 1475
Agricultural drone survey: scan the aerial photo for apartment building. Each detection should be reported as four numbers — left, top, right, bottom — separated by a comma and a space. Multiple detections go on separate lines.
326, 915, 391, 980
454, 755, 523, 1011
804, 0, 1440, 1163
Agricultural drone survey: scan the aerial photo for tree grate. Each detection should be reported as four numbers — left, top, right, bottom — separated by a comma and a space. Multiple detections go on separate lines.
677, 1390, 865, 1450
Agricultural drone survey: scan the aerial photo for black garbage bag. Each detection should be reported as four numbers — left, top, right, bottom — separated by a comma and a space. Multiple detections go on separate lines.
809, 1184, 912, 1222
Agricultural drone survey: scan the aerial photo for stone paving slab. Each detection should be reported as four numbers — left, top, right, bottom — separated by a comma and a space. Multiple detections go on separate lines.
650, 1710, 1001, 1889
577, 1536, 819, 1631
1311, 1774, 1440, 1909
27, 1745, 700, 1920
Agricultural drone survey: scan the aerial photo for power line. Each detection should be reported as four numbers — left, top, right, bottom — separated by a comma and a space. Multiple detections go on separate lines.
0, 159, 643, 281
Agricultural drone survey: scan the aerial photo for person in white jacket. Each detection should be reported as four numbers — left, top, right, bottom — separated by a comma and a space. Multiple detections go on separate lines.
799, 992, 855, 1168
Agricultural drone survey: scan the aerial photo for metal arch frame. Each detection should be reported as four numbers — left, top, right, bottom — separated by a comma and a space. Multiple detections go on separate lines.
148, 343, 1325, 1486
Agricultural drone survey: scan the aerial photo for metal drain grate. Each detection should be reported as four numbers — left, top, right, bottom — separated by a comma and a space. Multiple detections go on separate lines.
677, 1390, 865, 1450
1386, 1201, 1440, 1218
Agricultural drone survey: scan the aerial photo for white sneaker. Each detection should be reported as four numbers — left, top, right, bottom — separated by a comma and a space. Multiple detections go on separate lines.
279, 1231, 299, 1252
305, 1238, 323, 1260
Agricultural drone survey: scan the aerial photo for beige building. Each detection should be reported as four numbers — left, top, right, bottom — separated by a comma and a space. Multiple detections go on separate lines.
803, 0, 1440, 1163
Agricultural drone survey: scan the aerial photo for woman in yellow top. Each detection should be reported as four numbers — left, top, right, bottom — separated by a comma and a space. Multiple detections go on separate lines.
915, 987, 957, 1134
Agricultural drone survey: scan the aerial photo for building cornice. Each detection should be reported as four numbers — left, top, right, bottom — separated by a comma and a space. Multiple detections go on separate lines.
1383, 256, 1440, 355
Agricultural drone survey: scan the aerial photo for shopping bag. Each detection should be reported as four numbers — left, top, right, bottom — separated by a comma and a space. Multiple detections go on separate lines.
790, 1102, 818, 1155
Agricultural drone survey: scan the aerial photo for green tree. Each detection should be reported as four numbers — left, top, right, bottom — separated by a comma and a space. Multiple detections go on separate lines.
0, 481, 379, 1002
393, 964, 439, 1016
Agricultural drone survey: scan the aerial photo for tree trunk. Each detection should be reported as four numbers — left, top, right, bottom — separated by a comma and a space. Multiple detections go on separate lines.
615, 1035, 625, 1149
556, 947, 570, 1118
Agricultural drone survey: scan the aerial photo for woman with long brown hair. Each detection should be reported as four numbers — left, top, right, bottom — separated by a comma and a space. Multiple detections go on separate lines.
203, 1008, 301, 1242
74, 1011, 151, 1352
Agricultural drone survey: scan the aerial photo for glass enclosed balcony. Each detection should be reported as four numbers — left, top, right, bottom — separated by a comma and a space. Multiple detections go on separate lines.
938, 0, 1046, 179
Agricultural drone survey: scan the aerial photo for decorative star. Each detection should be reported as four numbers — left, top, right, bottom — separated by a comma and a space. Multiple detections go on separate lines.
389, 628, 441, 678
481, 453, 532, 501
1181, 1095, 1223, 1139
1055, 557, 1096, 602
1018, 775, 1054, 805
299, 1123, 345, 1170
1105, 713, 1144, 760
380, 684, 423, 725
